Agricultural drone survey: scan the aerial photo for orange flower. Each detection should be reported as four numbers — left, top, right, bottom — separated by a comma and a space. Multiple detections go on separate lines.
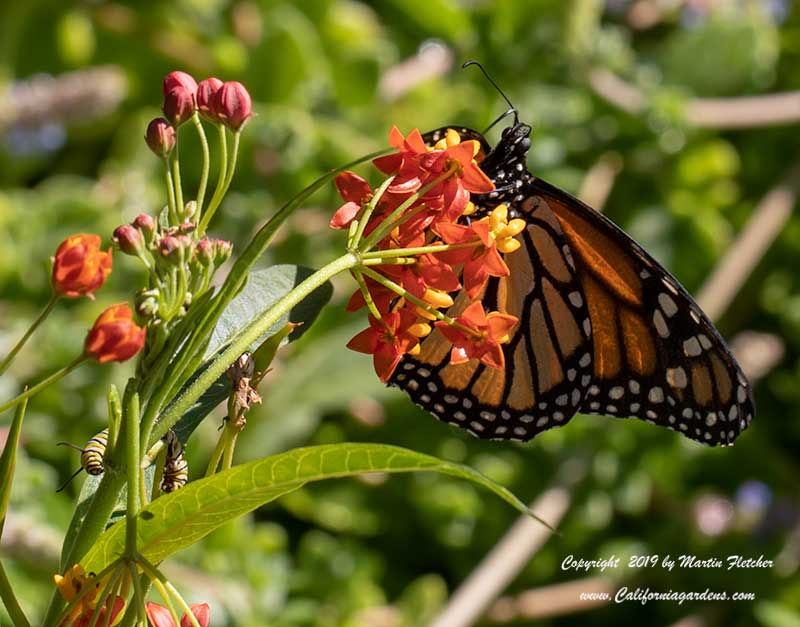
54, 564, 125, 627
435, 301, 518, 370
52, 234, 113, 298
347, 310, 421, 382
85, 303, 146, 363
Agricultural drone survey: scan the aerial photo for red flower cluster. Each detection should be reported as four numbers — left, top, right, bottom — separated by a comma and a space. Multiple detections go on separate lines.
146, 601, 210, 627
333, 127, 525, 381
160, 71, 253, 131
84, 303, 146, 363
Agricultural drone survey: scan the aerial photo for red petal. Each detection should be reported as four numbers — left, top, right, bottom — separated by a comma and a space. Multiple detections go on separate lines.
459, 301, 488, 327
461, 162, 495, 193
373, 153, 403, 174
404, 128, 428, 154
449, 345, 470, 365
487, 313, 519, 339
146, 602, 176, 627
480, 343, 506, 370
335, 171, 371, 203
329, 201, 361, 229
346, 327, 378, 354
482, 247, 510, 277
181, 604, 210, 627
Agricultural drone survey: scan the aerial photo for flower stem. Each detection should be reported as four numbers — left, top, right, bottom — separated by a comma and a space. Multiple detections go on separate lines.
125, 390, 141, 557
192, 113, 211, 217
349, 175, 396, 249
0, 355, 86, 416
171, 143, 184, 222
0, 294, 59, 376
205, 426, 226, 476
352, 270, 384, 320
360, 165, 457, 251
0, 561, 30, 627
221, 426, 238, 470
197, 125, 228, 236
163, 157, 177, 221
363, 241, 477, 259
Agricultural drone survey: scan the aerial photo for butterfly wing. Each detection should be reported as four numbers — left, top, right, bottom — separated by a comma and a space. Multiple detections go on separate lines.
391, 194, 594, 440
528, 177, 754, 445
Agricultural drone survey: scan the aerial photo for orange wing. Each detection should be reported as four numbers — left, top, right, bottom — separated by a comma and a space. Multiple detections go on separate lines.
391, 196, 594, 441
529, 177, 754, 446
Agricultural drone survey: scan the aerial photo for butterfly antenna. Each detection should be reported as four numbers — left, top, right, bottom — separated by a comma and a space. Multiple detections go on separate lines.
56, 467, 84, 493
462, 60, 519, 126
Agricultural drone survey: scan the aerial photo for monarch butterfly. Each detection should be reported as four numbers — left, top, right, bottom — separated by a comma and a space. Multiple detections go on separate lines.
57, 428, 109, 491
160, 428, 188, 493
389, 118, 754, 446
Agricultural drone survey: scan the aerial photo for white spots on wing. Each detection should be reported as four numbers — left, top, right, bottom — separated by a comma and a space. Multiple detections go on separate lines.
640, 269, 651, 279
462, 398, 473, 409
583, 318, 592, 337
417, 368, 431, 377
480, 410, 496, 421
420, 394, 430, 403
470, 421, 484, 432
403, 362, 415, 371
554, 411, 565, 421
571, 388, 582, 406
705, 412, 717, 427
698, 334, 712, 350
630, 402, 640, 412
444, 394, 458, 404
567, 368, 577, 381
682, 407, 693, 419
728, 406, 738, 421
536, 416, 548, 427
666, 366, 688, 389
427, 381, 438, 392
582, 374, 592, 387
683, 336, 702, 357
501, 410, 511, 420
609, 386, 624, 400
629, 380, 640, 394
588, 385, 600, 396
568, 291, 583, 307
737, 385, 747, 404
454, 411, 466, 421
648, 387, 664, 403
433, 404, 444, 414
658, 293, 678, 317
653, 309, 670, 338
556, 394, 568, 406
407, 380, 419, 391
513, 427, 527, 437
520, 414, 534, 423
579, 353, 591, 368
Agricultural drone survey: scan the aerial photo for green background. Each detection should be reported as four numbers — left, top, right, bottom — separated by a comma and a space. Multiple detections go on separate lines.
1, 0, 799, 625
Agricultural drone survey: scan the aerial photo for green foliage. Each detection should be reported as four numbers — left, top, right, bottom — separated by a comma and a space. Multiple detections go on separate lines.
1, 0, 799, 625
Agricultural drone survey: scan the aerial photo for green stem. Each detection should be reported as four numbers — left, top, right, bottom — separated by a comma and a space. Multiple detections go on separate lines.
205, 428, 226, 476
0, 560, 31, 627
349, 175, 396, 249
0, 294, 59, 376
171, 142, 184, 222
360, 166, 457, 251
363, 241, 477, 259
352, 270, 383, 320
165, 580, 201, 627
125, 392, 141, 557
87, 566, 123, 627
192, 113, 211, 217
0, 355, 86, 416
150, 252, 358, 445
360, 267, 457, 327
221, 427, 238, 470
197, 125, 228, 236
163, 157, 177, 221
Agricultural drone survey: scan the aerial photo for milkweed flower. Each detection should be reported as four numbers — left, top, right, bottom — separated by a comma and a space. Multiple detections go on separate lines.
146, 601, 210, 627
163, 71, 197, 126
347, 310, 421, 382
435, 301, 518, 370
85, 303, 146, 363
196, 77, 223, 122
145, 118, 176, 157
54, 564, 125, 627
215, 81, 253, 131
52, 234, 113, 299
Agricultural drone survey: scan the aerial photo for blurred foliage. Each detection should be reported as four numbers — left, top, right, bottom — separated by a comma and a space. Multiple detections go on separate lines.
1, 0, 800, 625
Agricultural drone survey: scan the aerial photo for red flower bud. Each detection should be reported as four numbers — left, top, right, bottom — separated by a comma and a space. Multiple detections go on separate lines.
133, 213, 156, 241
163, 87, 195, 126
215, 81, 253, 131
145, 601, 210, 627
163, 71, 197, 96
195, 238, 214, 266
52, 234, 113, 299
145, 118, 176, 156
197, 77, 224, 122
213, 238, 233, 265
85, 303, 145, 363
158, 236, 181, 259
113, 224, 143, 255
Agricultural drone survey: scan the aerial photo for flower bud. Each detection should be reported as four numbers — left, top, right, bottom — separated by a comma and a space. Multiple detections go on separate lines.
215, 81, 253, 131
113, 224, 144, 255
195, 238, 214, 266
52, 234, 113, 299
197, 77, 223, 122
135, 288, 160, 319
213, 239, 233, 265
163, 87, 195, 126
145, 118, 176, 157
183, 200, 197, 220
162, 71, 197, 96
158, 235, 181, 261
85, 303, 146, 363
133, 213, 157, 243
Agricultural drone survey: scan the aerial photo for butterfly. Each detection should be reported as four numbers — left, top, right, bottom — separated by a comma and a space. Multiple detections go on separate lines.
389, 121, 754, 446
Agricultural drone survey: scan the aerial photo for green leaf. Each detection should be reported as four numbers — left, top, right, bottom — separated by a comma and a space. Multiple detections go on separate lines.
0, 397, 26, 537
80, 443, 541, 572
206, 264, 333, 358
